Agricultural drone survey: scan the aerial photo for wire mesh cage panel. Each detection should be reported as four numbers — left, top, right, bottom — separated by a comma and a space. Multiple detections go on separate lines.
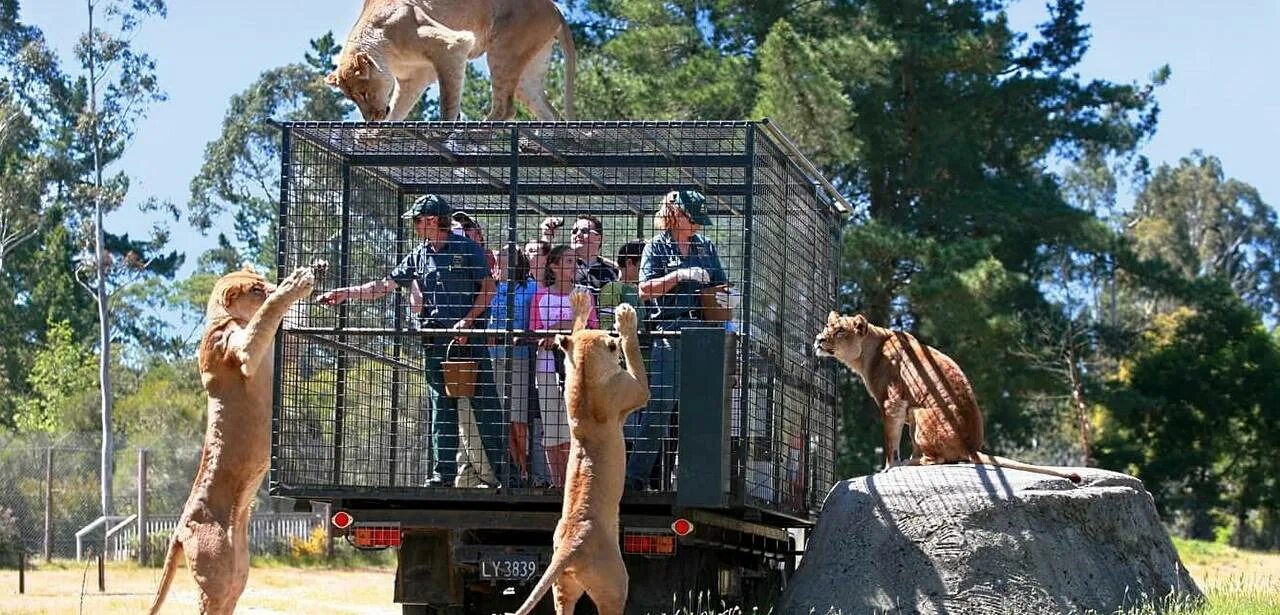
272, 121, 845, 520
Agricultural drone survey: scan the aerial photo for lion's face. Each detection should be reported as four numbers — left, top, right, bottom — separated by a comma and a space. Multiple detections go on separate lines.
209, 268, 275, 322
814, 311, 870, 362
558, 330, 627, 378
325, 52, 394, 121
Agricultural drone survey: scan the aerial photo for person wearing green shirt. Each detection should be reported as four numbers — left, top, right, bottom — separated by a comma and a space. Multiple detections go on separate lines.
597, 239, 646, 331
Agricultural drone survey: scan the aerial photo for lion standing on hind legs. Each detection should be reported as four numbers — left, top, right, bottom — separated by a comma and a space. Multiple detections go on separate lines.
148, 263, 321, 615
514, 291, 650, 615
814, 312, 1082, 483
327, 0, 576, 121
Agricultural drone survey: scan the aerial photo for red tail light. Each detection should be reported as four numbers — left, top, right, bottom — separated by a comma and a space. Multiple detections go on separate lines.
331, 510, 353, 529
670, 518, 694, 536
349, 524, 402, 549
622, 531, 676, 556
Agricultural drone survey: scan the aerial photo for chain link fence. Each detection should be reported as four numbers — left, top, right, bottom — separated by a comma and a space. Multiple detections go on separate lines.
0, 433, 322, 564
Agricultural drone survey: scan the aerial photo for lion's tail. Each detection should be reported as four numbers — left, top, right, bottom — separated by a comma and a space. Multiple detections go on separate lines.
555, 8, 577, 120
971, 452, 1082, 484
513, 538, 576, 615
147, 533, 183, 615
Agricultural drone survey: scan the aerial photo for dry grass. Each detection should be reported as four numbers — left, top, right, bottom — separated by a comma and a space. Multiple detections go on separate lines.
0, 558, 396, 614
2, 538, 1275, 614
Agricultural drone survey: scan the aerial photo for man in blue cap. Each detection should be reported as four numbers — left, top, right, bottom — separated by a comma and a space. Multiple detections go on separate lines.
625, 189, 740, 491
317, 194, 504, 488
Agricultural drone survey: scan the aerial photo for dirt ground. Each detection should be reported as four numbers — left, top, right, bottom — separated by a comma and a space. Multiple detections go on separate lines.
0, 560, 397, 614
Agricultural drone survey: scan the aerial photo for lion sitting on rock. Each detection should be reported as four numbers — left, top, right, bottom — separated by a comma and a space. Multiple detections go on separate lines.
148, 263, 320, 615
327, 0, 576, 121
514, 291, 650, 615
814, 312, 1081, 483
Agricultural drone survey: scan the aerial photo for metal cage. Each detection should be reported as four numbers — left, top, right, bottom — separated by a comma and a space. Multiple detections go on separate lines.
270, 120, 846, 521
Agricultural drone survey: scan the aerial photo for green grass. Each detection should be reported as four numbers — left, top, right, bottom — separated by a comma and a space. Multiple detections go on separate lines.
1175, 538, 1280, 614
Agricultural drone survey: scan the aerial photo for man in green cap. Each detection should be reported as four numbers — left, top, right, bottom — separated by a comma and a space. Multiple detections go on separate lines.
317, 194, 504, 488
625, 189, 740, 491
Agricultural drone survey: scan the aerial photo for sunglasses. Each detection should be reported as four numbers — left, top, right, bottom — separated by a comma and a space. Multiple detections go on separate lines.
570, 227, 598, 235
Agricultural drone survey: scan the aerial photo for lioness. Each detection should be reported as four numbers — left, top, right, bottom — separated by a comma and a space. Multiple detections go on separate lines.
514, 291, 650, 615
148, 264, 320, 615
814, 312, 1082, 483
327, 0, 576, 121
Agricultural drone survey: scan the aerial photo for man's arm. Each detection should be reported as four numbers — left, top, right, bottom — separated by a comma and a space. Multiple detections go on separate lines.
317, 278, 397, 304
638, 271, 683, 300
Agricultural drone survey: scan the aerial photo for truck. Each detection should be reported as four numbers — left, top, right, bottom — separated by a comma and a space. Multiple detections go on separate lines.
270, 120, 849, 614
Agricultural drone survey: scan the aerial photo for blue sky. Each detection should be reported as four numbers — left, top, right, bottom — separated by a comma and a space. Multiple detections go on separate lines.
22, 1, 1280, 278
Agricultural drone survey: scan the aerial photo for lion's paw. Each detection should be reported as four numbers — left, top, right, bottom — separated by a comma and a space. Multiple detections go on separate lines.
279, 266, 316, 298
615, 303, 638, 336
569, 288, 592, 319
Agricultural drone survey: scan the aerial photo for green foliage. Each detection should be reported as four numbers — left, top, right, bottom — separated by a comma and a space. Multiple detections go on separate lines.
113, 358, 204, 445
752, 20, 860, 166
572, 0, 756, 119
0, 505, 19, 566
1097, 282, 1280, 539
16, 320, 99, 433
1128, 151, 1280, 320
133, 528, 173, 567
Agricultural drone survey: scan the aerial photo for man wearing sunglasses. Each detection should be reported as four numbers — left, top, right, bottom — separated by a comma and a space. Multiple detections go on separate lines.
540, 213, 620, 296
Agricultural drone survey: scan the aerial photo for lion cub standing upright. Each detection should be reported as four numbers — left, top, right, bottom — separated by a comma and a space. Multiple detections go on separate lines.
515, 291, 650, 615
149, 264, 319, 615
814, 312, 1081, 483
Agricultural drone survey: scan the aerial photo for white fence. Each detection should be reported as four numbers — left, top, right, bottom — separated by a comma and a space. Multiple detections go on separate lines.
107, 512, 323, 561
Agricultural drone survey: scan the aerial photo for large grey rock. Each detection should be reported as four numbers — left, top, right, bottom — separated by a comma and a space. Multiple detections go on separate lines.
777, 465, 1201, 614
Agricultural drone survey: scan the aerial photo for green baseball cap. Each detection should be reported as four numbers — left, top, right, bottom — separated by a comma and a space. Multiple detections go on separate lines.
668, 189, 713, 226
401, 194, 452, 219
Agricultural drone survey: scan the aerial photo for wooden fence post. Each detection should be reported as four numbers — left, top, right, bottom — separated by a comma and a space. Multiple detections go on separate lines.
43, 448, 52, 561
137, 449, 148, 564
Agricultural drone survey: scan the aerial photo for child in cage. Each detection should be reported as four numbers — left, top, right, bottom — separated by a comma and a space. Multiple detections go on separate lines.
597, 239, 647, 331
531, 245, 598, 487
488, 245, 548, 487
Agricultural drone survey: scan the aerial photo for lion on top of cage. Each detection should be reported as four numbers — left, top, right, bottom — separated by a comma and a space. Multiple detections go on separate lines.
148, 262, 321, 615
326, 0, 576, 122
514, 291, 650, 615
814, 311, 1082, 483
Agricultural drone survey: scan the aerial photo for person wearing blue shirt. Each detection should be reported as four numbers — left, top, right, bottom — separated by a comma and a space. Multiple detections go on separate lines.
625, 189, 741, 491
487, 246, 548, 487
317, 194, 503, 488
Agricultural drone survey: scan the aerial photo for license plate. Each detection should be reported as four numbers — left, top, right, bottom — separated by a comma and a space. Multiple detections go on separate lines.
479, 554, 539, 581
